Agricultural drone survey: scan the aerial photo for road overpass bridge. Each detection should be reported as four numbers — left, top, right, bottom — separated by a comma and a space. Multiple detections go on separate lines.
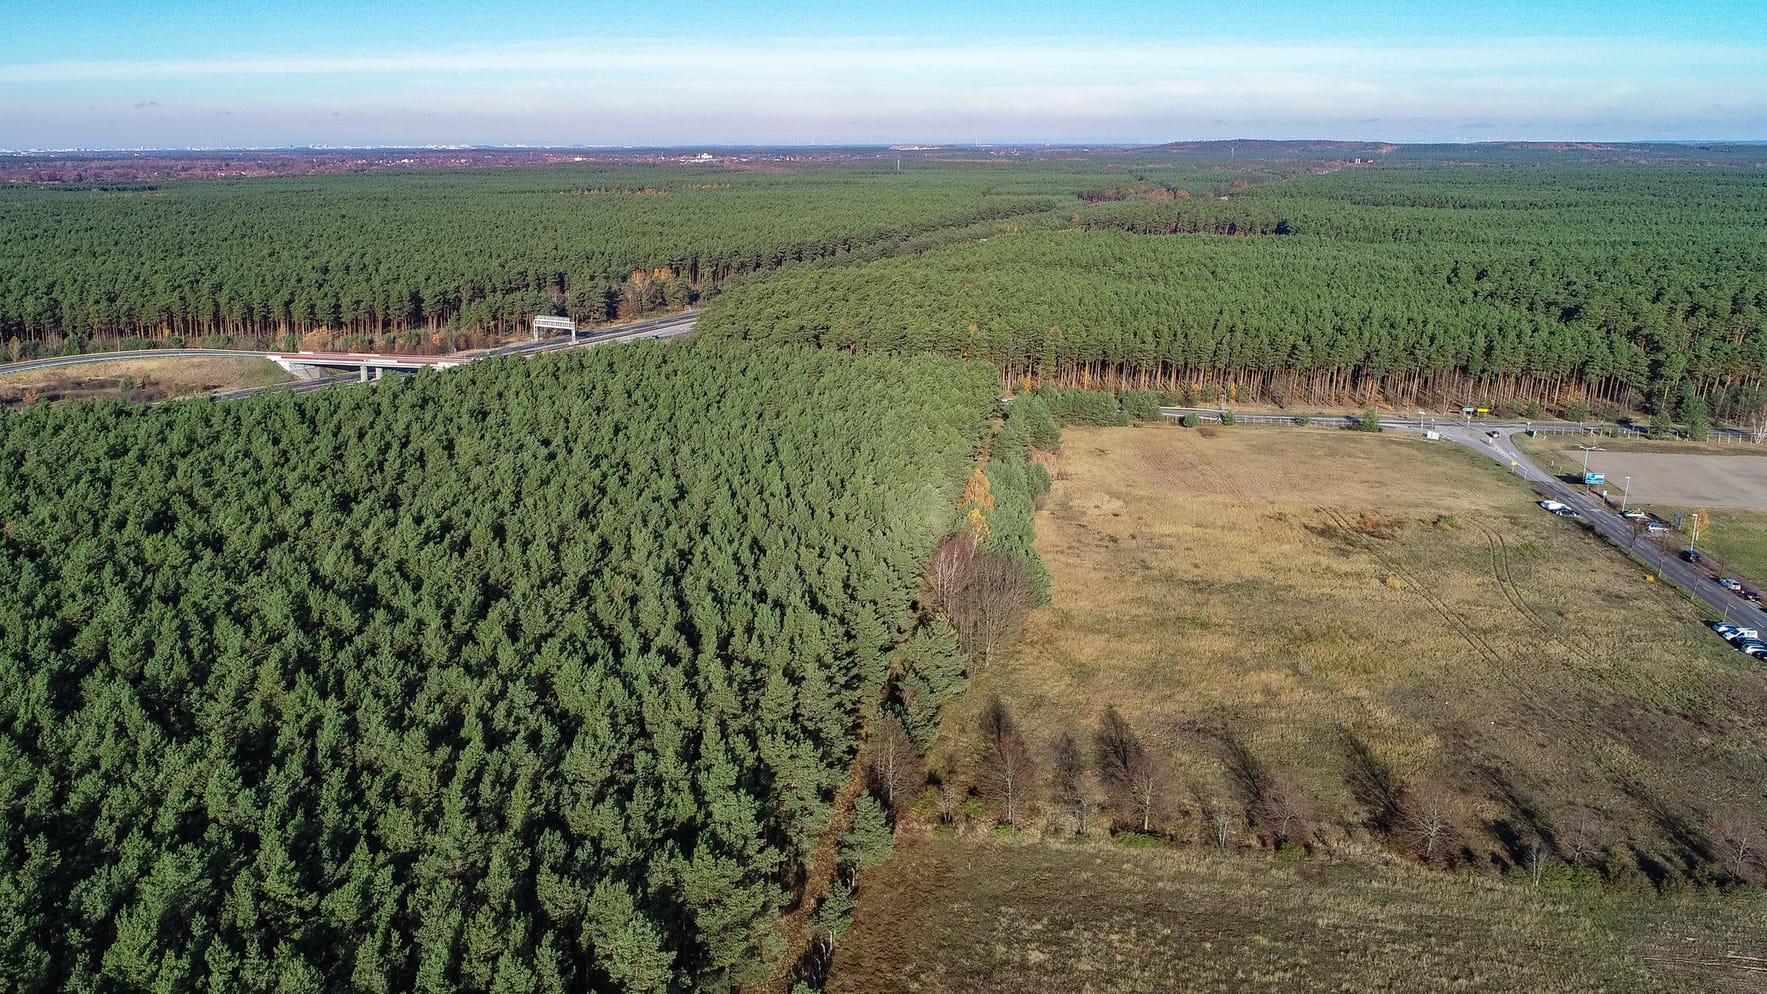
265, 351, 467, 380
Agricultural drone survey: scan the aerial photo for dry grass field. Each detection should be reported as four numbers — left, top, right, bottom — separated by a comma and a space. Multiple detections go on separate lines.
831, 834, 1767, 994
829, 425, 1767, 993
0, 356, 290, 406
926, 425, 1767, 879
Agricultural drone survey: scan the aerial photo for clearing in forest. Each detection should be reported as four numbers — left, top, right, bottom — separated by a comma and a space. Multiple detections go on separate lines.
0, 355, 290, 406
832, 425, 1767, 992
933, 426, 1767, 869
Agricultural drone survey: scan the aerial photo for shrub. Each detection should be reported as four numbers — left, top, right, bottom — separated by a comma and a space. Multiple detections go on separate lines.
1524, 400, 1542, 419
1037, 386, 1125, 427
1683, 397, 1710, 441
1646, 410, 1674, 440
1294, 413, 1312, 426
1181, 413, 1200, 428
1119, 389, 1163, 423
1220, 410, 1237, 426
1356, 409, 1382, 432
1565, 400, 1590, 422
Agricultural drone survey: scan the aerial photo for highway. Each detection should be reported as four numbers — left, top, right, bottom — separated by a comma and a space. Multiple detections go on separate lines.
1160, 406, 1759, 625
0, 312, 697, 397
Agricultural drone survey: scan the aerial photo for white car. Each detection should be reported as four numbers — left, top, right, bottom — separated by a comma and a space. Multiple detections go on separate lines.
1538, 500, 1570, 513
1719, 578, 1743, 591
1727, 628, 1761, 642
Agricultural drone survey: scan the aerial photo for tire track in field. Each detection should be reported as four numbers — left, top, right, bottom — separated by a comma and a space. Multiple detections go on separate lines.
1480, 526, 1604, 668
1320, 506, 1582, 727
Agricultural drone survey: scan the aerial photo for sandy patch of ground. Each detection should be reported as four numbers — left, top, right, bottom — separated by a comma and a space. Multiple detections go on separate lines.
0, 356, 289, 407
1557, 450, 1767, 510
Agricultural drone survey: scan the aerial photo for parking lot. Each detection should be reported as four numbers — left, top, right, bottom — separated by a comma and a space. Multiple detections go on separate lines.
1559, 449, 1767, 509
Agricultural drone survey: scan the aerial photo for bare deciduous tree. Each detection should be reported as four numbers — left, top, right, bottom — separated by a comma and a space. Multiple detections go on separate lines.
1124, 750, 1167, 834
948, 552, 1033, 669
1714, 815, 1761, 882
1559, 807, 1606, 867
1205, 801, 1241, 850
1251, 777, 1317, 847
867, 713, 924, 816
935, 776, 960, 825
1524, 840, 1550, 886
925, 533, 976, 615
981, 733, 1037, 826
1095, 706, 1166, 833
1051, 732, 1095, 835
1399, 782, 1463, 864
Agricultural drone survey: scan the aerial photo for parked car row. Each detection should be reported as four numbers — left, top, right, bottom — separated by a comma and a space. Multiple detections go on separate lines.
1716, 575, 1764, 602
1620, 507, 1672, 533
1713, 622, 1767, 659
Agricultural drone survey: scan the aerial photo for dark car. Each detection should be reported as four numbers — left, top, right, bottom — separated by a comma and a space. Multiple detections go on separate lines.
1682, 549, 1703, 563
1744, 589, 1762, 602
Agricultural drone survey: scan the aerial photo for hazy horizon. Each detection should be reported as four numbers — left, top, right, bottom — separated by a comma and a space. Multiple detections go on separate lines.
5, 0, 1765, 148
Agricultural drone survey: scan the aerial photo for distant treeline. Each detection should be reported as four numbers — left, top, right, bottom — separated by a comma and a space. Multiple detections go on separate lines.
0, 165, 1066, 354
699, 167, 1767, 413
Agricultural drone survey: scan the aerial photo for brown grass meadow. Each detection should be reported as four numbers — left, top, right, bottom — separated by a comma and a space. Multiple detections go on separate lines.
932, 426, 1767, 874
832, 833, 1767, 994
831, 424, 1767, 992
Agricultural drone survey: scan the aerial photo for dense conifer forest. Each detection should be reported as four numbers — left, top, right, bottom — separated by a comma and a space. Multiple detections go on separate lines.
5, 147, 1767, 991
700, 166, 1767, 414
0, 344, 1007, 992
0, 166, 1064, 352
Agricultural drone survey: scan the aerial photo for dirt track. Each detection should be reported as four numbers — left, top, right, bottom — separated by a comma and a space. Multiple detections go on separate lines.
1562, 449, 1767, 509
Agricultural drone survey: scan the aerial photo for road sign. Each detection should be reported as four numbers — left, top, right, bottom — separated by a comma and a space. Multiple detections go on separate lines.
532, 315, 577, 343
1584, 472, 1606, 486
1475, 407, 1490, 414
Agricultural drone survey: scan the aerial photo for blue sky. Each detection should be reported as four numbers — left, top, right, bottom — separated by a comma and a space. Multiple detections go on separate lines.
3, 0, 1764, 148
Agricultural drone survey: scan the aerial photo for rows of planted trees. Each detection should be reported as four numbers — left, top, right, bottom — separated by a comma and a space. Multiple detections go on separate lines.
0, 342, 1022, 992
0, 165, 1068, 355
700, 166, 1767, 414
0, 156, 1328, 359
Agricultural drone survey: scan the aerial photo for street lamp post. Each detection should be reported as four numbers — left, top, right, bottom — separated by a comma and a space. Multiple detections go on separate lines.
1620, 476, 1631, 513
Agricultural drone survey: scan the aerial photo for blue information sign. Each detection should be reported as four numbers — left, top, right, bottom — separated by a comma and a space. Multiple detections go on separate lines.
1584, 472, 1606, 486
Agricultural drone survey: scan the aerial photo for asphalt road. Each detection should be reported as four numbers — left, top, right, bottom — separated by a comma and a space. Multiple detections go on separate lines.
0, 313, 698, 398
1458, 424, 1754, 625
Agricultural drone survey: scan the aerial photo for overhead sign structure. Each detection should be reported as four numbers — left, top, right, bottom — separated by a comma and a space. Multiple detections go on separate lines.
533, 315, 578, 343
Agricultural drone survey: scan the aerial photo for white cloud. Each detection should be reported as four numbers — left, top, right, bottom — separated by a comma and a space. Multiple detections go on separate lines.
2, 35, 1764, 144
